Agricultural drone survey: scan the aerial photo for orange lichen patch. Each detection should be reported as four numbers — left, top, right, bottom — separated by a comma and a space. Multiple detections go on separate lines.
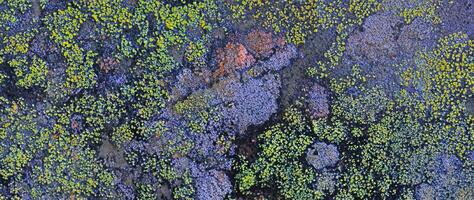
245, 29, 275, 58
214, 43, 255, 78
172, 152, 184, 159
99, 57, 119, 73
71, 120, 79, 130
276, 36, 286, 47
70, 192, 75, 200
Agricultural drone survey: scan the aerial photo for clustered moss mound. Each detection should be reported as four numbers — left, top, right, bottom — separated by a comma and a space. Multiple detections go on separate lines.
0, 0, 473, 199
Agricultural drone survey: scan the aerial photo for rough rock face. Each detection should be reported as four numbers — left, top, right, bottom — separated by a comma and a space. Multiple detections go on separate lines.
216, 74, 281, 134
242, 44, 298, 81
347, 13, 400, 64
439, 0, 474, 37
344, 12, 439, 98
214, 43, 255, 78
315, 172, 337, 193
307, 83, 329, 119
306, 142, 339, 170
171, 68, 208, 100
263, 45, 298, 71
415, 154, 473, 200
170, 158, 232, 200
347, 12, 439, 65
397, 18, 437, 58
195, 170, 232, 200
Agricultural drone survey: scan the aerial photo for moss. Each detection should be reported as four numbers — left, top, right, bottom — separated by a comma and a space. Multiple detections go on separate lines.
0, 100, 40, 180
314, 33, 474, 198
84, 0, 133, 38
383, 0, 443, 24
235, 106, 322, 199
3, 30, 37, 56
400, 32, 474, 161
10, 55, 48, 89
0, 0, 471, 199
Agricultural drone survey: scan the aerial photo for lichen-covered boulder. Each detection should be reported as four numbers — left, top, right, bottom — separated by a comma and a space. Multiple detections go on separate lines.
415, 154, 474, 200
219, 74, 281, 133
347, 13, 400, 64
307, 83, 329, 119
439, 0, 474, 37
306, 142, 339, 170
195, 170, 232, 200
